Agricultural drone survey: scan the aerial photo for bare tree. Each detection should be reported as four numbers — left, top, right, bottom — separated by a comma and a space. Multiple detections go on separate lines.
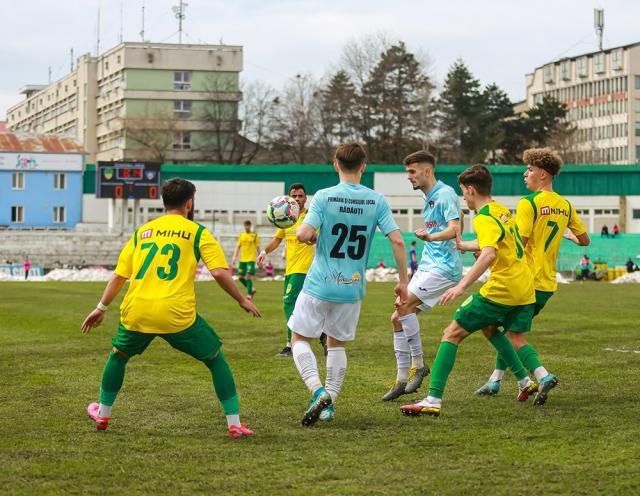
238, 80, 278, 164
121, 105, 179, 163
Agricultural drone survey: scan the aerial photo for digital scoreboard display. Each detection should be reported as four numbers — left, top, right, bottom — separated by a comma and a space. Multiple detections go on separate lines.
96, 162, 161, 199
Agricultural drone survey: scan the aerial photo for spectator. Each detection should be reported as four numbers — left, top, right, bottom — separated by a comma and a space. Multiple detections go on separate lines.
626, 258, 636, 273
579, 254, 590, 280
612, 224, 620, 238
264, 260, 274, 277
377, 259, 386, 269
600, 225, 609, 238
23, 257, 31, 280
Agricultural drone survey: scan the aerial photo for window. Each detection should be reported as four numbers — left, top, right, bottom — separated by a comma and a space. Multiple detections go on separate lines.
637, 145, 640, 162
54, 173, 66, 190
577, 57, 588, 77
173, 131, 192, 150
611, 49, 623, 70
12, 172, 25, 190
173, 100, 192, 118
53, 206, 66, 224
635, 99, 640, 113
593, 53, 605, 74
635, 76, 640, 90
561, 61, 571, 81
633, 209, 640, 220
533, 93, 543, 105
636, 122, 640, 137
11, 206, 24, 223
543, 64, 555, 83
174, 71, 192, 90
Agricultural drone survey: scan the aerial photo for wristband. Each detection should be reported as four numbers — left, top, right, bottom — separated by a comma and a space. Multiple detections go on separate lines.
97, 301, 108, 312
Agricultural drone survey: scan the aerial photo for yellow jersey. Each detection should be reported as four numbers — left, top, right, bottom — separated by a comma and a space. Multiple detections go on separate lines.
114, 214, 228, 334
517, 190, 587, 293
474, 201, 535, 306
275, 209, 314, 276
237, 231, 260, 262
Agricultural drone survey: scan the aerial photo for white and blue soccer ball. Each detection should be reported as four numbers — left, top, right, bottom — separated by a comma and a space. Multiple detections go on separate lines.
267, 195, 300, 229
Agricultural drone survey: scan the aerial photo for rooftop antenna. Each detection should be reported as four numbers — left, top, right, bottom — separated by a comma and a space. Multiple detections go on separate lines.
48, 66, 52, 84
594, 8, 604, 51
140, 0, 145, 41
119, 0, 124, 43
96, 1, 101, 55
70, 48, 74, 71
172, 0, 188, 44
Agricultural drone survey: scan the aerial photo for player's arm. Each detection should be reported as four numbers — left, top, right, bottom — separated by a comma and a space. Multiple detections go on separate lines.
564, 205, 590, 246
81, 273, 128, 333
211, 268, 261, 317
563, 229, 590, 246
232, 237, 241, 264
388, 230, 409, 304
439, 246, 496, 305
296, 223, 317, 244
257, 237, 283, 268
453, 227, 479, 253
415, 218, 460, 242
516, 198, 534, 247
297, 192, 322, 244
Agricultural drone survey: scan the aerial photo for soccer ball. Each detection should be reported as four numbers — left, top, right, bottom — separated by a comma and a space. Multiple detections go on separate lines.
267, 195, 300, 229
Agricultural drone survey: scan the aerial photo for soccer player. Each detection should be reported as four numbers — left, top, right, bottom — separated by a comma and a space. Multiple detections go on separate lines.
257, 183, 326, 358
232, 220, 260, 298
81, 178, 261, 438
290, 142, 408, 425
409, 242, 418, 279
382, 151, 462, 401
400, 165, 537, 417
475, 148, 590, 404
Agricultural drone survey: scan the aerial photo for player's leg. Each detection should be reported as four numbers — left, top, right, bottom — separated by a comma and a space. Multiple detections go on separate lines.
475, 341, 507, 397
382, 310, 411, 401
277, 273, 305, 357
401, 319, 470, 417
88, 324, 154, 430
237, 262, 247, 290
245, 262, 256, 297
162, 315, 253, 437
288, 293, 331, 426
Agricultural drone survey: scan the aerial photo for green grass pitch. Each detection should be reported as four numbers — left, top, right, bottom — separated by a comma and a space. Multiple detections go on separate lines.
1, 281, 639, 495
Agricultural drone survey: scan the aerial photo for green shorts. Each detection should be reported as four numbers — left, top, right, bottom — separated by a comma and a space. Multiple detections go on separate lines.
533, 290, 554, 317
283, 273, 306, 305
454, 293, 535, 334
237, 261, 256, 276
112, 314, 222, 361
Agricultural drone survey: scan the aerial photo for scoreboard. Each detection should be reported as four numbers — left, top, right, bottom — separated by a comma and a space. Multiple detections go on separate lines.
96, 162, 161, 199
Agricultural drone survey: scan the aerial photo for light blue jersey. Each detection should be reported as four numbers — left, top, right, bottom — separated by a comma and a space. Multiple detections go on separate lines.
302, 182, 399, 303
418, 180, 462, 282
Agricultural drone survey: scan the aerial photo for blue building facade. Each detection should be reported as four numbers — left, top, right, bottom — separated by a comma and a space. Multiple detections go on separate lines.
0, 152, 84, 228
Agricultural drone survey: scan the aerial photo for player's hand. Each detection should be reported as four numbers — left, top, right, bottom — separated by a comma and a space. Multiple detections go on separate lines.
239, 297, 262, 318
232, 256, 237, 265
453, 227, 465, 252
304, 232, 318, 245
81, 308, 106, 333
394, 282, 408, 306
439, 285, 465, 306
256, 250, 267, 269
414, 229, 432, 242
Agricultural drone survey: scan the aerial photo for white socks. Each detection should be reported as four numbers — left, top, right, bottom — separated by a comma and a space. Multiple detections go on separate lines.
393, 331, 411, 382
399, 313, 424, 368
533, 366, 549, 382
98, 404, 112, 417
292, 341, 322, 394
325, 347, 347, 403
226, 414, 241, 428
517, 376, 533, 389
489, 369, 505, 382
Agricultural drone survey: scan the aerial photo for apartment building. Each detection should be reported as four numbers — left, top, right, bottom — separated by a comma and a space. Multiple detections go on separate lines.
5, 42, 243, 163
526, 41, 640, 164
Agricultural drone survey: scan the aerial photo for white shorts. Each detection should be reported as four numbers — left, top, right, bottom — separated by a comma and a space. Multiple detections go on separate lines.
287, 292, 362, 342
408, 270, 458, 312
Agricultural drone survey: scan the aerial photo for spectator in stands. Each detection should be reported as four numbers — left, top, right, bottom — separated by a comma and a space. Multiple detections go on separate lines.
579, 254, 591, 280
626, 258, 638, 273
612, 224, 620, 238
264, 260, 274, 277
377, 259, 386, 269
23, 257, 31, 280
600, 225, 609, 238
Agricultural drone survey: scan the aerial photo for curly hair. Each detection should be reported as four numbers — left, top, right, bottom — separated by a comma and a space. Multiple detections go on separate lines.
522, 148, 562, 177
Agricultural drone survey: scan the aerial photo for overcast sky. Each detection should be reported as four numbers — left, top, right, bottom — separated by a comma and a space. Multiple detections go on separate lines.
2, 0, 640, 118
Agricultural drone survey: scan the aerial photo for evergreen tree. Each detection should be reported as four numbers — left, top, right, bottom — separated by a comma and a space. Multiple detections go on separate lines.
318, 70, 357, 161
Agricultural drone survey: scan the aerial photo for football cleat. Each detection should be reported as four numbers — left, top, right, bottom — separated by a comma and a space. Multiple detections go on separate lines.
404, 365, 431, 394
301, 388, 332, 427
319, 404, 335, 422
400, 398, 441, 417
228, 424, 254, 438
275, 346, 292, 358
382, 381, 408, 401
533, 374, 558, 406
517, 380, 538, 402
475, 380, 501, 396
87, 402, 109, 431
